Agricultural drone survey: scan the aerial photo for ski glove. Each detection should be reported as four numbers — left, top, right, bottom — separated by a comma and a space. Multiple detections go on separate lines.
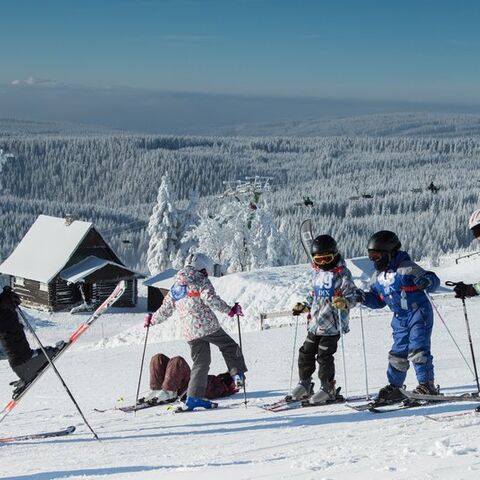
453, 282, 478, 299
292, 302, 310, 316
414, 275, 432, 290
0, 287, 21, 311
332, 297, 348, 311
228, 303, 243, 317
144, 313, 153, 328
354, 289, 366, 303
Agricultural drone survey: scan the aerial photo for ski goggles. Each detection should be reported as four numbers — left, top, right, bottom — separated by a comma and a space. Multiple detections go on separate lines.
312, 253, 336, 265
368, 250, 385, 261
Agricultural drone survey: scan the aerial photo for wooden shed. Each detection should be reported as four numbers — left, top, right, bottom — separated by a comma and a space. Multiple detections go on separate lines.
143, 268, 178, 312
0, 215, 143, 312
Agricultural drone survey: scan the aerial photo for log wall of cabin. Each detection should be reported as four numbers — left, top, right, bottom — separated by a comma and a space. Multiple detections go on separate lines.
92, 280, 137, 307
51, 277, 83, 311
12, 277, 51, 311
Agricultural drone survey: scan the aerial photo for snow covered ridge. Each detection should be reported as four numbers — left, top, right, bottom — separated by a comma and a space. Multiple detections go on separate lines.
94, 255, 470, 348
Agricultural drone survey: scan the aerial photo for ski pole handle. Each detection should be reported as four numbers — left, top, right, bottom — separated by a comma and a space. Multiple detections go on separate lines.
445, 281, 458, 287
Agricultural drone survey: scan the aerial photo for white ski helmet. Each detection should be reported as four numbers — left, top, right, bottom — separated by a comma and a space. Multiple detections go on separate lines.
185, 252, 214, 276
468, 209, 480, 230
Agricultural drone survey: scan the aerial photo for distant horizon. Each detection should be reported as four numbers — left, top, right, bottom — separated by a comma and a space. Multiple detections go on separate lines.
3, 81, 480, 135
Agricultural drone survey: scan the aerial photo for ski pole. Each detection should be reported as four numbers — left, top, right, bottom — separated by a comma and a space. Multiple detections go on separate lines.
134, 319, 150, 413
426, 292, 475, 378
235, 304, 248, 408
358, 307, 370, 400
15, 306, 99, 440
445, 281, 480, 393
289, 314, 300, 394
334, 304, 349, 400
461, 298, 480, 394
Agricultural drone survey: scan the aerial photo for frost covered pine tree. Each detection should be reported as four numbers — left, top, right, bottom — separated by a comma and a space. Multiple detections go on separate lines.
146, 173, 179, 275
172, 191, 200, 269
249, 205, 293, 268
184, 211, 227, 266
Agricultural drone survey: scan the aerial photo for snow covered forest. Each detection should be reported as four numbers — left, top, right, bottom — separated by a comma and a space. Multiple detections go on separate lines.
1, 126, 479, 272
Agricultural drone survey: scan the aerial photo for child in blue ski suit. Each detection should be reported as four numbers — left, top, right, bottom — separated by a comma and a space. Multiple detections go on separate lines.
358, 231, 440, 403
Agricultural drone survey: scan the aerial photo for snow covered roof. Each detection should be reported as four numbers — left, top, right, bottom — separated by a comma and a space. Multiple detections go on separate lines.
59, 256, 143, 284
0, 215, 94, 283
143, 268, 178, 290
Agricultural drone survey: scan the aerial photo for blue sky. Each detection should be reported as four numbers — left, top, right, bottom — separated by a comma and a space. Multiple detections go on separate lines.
1, 0, 479, 102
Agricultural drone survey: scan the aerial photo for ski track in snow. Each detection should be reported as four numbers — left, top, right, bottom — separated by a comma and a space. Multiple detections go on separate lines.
1, 257, 480, 479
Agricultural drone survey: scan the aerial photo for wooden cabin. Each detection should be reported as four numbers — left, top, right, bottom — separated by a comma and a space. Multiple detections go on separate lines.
0, 215, 142, 312
143, 268, 178, 312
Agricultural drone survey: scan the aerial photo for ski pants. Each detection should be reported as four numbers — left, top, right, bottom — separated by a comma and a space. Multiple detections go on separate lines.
187, 327, 247, 398
298, 332, 340, 388
150, 353, 238, 399
387, 304, 434, 386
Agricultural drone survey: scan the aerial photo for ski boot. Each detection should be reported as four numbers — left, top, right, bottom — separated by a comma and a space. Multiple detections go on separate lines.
12, 341, 67, 398
285, 380, 314, 402
181, 396, 218, 411
143, 389, 177, 405
305, 381, 342, 406
411, 382, 439, 395
374, 384, 404, 406
232, 373, 245, 388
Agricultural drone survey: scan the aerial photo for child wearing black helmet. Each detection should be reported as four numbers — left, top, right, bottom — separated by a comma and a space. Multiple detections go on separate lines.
289, 234, 358, 405
357, 230, 440, 404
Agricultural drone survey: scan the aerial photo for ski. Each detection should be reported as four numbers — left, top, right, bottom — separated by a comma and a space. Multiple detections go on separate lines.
261, 393, 370, 412
0, 281, 127, 423
346, 398, 426, 413
118, 397, 178, 413
172, 402, 218, 413
258, 398, 303, 412
425, 410, 480, 422
0, 425, 75, 443
400, 388, 480, 403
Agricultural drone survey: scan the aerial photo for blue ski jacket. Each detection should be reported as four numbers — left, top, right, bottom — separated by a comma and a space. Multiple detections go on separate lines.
363, 251, 440, 315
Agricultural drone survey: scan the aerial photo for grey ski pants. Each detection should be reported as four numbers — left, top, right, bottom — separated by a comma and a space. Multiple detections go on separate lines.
187, 327, 247, 398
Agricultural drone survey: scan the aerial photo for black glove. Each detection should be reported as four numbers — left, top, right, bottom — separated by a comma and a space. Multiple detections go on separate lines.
292, 302, 310, 316
453, 282, 478, 299
355, 289, 366, 303
0, 286, 21, 311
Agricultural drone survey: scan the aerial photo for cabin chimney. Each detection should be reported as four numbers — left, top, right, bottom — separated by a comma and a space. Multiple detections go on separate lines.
65, 214, 75, 226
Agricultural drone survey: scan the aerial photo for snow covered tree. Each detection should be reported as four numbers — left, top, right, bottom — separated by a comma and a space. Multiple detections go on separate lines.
146, 173, 179, 274
172, 191, 200, 269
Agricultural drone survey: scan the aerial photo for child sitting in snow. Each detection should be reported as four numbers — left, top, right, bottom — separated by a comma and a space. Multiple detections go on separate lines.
142, 353, 238, 404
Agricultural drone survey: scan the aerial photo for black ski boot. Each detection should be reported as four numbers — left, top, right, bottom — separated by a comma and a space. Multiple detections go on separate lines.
375, 384, 404, 405
12, 341, 67, 398
412, 382, 438, 395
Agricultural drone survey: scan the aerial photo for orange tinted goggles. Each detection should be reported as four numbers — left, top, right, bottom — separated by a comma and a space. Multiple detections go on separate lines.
313, 253, 335, 265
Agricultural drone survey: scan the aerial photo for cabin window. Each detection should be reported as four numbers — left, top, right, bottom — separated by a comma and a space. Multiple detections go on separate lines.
39, 282, 49, 292
16, 277, 25, 286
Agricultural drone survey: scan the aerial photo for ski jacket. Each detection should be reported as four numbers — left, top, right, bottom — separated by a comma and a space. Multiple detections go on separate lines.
152, 266, 231, 341
305, 257, 358, 336
363, 251, 439, 316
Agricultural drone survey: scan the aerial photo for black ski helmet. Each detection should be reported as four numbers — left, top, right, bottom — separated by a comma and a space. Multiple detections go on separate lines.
311, 234, 338, 255
367, 230, 401, 252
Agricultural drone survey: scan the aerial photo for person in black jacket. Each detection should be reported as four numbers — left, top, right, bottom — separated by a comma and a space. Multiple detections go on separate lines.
0, 287, 62, 390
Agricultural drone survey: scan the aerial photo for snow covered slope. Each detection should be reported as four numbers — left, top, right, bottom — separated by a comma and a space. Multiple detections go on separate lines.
1, 256, 480, 479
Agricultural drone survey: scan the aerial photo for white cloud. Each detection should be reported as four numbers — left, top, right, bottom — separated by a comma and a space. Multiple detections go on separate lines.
10, 76, 58, 86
